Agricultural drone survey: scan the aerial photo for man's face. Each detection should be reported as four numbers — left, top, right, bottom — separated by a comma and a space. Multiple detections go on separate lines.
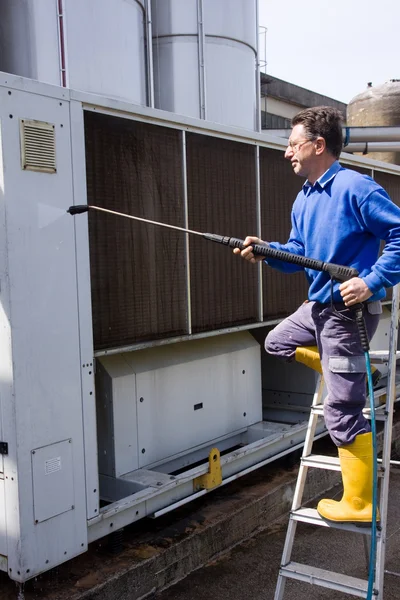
284, 124, 317, 178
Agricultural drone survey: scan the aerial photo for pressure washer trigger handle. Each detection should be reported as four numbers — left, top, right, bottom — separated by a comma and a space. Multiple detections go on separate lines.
324, 263, 359, 282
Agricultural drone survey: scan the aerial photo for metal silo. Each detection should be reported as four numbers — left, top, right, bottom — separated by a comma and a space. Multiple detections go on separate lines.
151, 0, 259, 130
0, 0, 148, 105
347, 80, 400, 165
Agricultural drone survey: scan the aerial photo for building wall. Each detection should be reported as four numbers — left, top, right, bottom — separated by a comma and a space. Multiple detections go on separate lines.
261, 73, 347, 130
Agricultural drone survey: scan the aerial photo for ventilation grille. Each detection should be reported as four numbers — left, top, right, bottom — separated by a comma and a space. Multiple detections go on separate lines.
20, 119, 56, 173
186, 133, 259, 333
374, 171, 400, 208
84, 111, 400, 351
84, 111, 187, 351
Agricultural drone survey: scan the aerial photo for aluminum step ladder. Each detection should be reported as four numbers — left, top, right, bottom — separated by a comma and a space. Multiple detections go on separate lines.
274, 284, 400, 600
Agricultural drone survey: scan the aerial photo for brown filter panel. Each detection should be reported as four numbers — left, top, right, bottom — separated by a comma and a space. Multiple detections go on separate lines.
372, 171, 400, 304
373, 171, 400, 208
342, 164, 372, 177
84, 111, 187, 350
260, 147, 308, 319
186, 134, 258, 332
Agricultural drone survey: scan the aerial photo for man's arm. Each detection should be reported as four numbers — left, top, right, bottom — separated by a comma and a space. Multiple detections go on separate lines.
340, 187, 400, 307
234, 211, 306, 272
360, 188, 400, 291
232, 236, 268, 263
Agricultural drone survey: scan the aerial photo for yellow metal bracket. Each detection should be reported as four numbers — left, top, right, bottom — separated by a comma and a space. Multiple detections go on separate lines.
193, 448, 222, 491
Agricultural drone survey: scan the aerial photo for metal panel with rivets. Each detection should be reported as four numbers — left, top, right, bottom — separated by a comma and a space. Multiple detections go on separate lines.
0, 79, 88, 582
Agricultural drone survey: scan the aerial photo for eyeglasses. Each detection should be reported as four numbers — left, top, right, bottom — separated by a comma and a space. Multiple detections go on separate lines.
286, 139, 315, 153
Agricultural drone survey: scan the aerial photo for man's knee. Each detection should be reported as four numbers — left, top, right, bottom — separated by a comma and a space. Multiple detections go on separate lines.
264, 328, 295, 360
264, 329, 277, 355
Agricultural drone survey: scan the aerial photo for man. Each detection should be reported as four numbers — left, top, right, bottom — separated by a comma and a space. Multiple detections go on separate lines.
234, 106, 400, 523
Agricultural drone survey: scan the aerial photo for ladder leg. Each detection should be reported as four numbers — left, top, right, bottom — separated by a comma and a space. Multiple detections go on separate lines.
274, 521, 298, 599
362, 535, 370, 575
292, 376, 325, 509
274, 375, 325, 600
374, 284, 400, 598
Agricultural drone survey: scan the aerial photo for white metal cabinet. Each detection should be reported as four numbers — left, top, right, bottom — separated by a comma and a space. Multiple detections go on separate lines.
97, 332, 262, 476
0, 80, 89, 581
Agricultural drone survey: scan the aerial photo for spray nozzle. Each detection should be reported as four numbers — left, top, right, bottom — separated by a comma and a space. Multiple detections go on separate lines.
67, 205, 90, 215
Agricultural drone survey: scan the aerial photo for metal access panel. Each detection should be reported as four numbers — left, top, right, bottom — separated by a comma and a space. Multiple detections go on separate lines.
0, 77, 90, 582
32, 440, 75, 524
96, 331, 262, 477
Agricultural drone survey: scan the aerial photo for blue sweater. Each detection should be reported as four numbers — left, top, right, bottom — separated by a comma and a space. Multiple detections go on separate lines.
266, 162, 400, 303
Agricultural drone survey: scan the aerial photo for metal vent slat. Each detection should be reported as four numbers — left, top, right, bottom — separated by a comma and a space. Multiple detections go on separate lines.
20, 119, 56, 173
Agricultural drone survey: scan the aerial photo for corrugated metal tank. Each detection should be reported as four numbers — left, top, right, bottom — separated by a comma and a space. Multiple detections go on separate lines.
151, 0, 258, 130
0, 0, 147, 105
347, 80, 400, 165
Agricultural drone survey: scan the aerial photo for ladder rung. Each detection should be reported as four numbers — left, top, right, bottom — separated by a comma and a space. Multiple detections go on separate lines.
312, 404, 388, 421
369, 350, 400, 363
279, 561, 368, 597
291, 507, 377, 535
302, 454, 384, 477
301, 454, 340, 470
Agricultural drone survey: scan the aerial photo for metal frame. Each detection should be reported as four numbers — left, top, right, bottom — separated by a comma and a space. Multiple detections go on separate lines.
71, 95, 400, 357
181, 130, 192, 334
255, 144, 263, 321
88, 419, 329, 543
375, 283, 400, 594
69, 99, 99, 521
2, 71, 400, 176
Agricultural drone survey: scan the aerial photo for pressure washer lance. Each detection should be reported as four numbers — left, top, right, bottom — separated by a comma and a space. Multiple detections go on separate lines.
68, 203, 359, 283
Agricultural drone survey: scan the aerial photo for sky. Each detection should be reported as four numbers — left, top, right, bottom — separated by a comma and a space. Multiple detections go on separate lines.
258, 0, 400, 104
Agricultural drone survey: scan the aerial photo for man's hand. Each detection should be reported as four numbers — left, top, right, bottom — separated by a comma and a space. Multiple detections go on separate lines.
339, 277, 373, 306
233, 236, 267, 263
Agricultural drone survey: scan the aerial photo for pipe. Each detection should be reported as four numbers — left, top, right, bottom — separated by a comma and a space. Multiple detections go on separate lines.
343, 142, 400, 153
57, 0, 67, 87
266, 126, 400, 144
144, 0, 154, 108
197, 0, 206, 120
344, 127, 400, 143
255, 0, 261, 133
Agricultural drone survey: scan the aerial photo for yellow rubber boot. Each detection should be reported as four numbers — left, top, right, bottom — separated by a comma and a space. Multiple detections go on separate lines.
295, 346, 322, 374
317, 432, 378, 523
295, 347, 380, 393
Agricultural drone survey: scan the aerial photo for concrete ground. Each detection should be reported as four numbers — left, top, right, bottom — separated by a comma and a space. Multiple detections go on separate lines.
153, 471, 400, 600
1, 423, 400, 600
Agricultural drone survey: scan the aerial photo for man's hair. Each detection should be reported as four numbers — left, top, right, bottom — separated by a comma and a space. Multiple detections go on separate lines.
291, 106, 344, 159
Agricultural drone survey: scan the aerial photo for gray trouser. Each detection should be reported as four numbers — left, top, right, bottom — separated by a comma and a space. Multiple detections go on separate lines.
264, 301, 380, 446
